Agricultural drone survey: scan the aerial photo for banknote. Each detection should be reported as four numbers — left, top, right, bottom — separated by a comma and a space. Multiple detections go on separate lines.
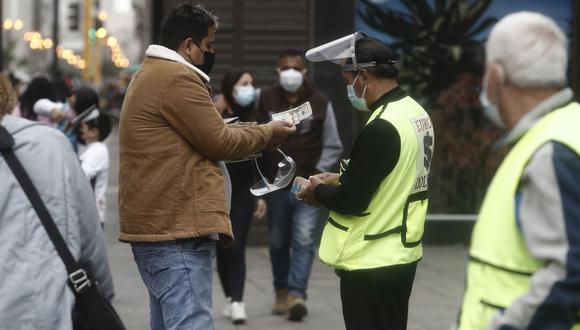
271, 102, 312, 125
290, 176, 309, 196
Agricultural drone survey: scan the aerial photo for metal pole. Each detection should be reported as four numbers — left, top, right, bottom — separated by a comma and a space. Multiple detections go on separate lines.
0, 0, 4, 72
82, 0, 92, 81
574, 0, 579, 101
52, 0, 60, 78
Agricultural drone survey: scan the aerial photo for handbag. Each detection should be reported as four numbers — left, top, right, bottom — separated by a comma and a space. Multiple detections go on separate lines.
0, 125, 125, 330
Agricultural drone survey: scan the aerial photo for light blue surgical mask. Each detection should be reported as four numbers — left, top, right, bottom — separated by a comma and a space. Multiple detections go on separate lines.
347, 72, 368, 111
234, 85, 255, 107
479, 76, 505, 128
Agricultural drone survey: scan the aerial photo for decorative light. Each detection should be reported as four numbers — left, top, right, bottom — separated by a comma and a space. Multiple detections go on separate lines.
42, 38, 53, 49
98, 10, 109, 21
23, 32, 33, 42
30, 39, 42, 49
14, 20, 23, 30
62, 49, 73, 60
96, 27, 107, 39
106, 36, 118, 47
3, 19, 13, 30
32, 32, 41, 40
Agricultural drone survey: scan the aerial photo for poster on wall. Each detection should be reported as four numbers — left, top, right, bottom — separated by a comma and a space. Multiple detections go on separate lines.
355, 0, 574, 214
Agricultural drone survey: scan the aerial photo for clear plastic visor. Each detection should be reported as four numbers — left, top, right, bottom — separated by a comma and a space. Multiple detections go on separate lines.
250, 148, 296, 196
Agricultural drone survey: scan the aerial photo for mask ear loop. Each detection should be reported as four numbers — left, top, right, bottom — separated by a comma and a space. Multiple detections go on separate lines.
360, 70, 369, 99
352, 71, 367, 99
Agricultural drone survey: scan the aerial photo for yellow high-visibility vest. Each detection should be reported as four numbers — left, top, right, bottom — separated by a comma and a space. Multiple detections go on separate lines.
319, 95, 434, 270
459, 102, 580, 330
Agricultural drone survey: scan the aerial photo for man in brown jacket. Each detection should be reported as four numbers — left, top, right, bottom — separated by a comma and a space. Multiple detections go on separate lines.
118, 4, 295, 330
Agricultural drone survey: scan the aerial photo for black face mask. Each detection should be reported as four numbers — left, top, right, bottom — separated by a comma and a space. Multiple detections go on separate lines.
192, 42, 215, 75
197, 51, 215, 75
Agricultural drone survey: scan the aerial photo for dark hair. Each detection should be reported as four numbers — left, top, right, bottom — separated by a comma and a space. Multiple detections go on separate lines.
53, 78, 73, 102
86, 113, 112, 141
278, 49, 305, 61
221, 69, 249, 108
355, 37, 399, 79
159, 4, 218, 51
73, 86, 99, 115
19, 76, 57, 120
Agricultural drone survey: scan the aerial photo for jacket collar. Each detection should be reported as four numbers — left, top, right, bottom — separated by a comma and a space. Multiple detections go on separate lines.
498, 88, 574, 146
145, 45, 210, 83
369, 86, 406, 113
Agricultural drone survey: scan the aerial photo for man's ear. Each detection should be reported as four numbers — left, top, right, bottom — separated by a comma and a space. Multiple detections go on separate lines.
179, 38, 194, 53
487, 63, 505, 103
360, 69, 370, 83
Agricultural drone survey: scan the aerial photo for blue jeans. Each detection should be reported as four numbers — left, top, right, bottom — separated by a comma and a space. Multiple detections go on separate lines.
266, 189, 327, 299
131, 238, 216, 330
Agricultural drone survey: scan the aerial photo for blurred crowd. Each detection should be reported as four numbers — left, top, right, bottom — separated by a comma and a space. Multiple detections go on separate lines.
0, 70, 131, 327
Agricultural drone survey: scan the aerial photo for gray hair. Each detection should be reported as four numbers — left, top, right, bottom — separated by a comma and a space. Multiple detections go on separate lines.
486, 11, 568, 88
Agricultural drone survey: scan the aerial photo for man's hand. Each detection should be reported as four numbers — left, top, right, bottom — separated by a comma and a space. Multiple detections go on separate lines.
50, 109, 66, 123
253, 198, 267, 220
268, 120, 296, 148
297, 175, 324, 207
312, 172, 340, 186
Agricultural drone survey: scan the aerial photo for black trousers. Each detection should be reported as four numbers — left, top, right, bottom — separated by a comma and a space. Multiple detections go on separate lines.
338, 262, 418, 330
216, 166, 255, 302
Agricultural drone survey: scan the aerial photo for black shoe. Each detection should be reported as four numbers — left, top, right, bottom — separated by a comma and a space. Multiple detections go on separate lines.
287, 295, 308, 322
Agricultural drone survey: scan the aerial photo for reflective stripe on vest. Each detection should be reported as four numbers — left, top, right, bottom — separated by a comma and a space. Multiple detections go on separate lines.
318, 95, 434, 270
459, 102, 580, 329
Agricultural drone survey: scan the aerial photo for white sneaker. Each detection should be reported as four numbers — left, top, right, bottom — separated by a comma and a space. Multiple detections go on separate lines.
222, 297, 232, 318
231, 301, 247, 325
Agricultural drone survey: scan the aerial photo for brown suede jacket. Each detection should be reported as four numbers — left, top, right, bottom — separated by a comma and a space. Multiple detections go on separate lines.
118, 55, 273, 246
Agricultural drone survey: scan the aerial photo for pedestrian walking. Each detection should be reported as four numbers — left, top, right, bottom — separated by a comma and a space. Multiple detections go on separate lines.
256, 48, 343, 321
216, 69, 267, 325
78, 108, 112, 227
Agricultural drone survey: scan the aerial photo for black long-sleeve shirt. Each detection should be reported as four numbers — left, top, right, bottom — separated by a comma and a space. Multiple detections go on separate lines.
314, 87, 406, 216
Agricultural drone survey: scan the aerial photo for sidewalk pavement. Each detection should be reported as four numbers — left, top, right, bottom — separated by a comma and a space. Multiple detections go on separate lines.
105, 130, 468, 330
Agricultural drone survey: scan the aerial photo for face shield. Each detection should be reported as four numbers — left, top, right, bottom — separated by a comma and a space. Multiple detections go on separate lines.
250, 148, 296, 196
305, 31, 376, 72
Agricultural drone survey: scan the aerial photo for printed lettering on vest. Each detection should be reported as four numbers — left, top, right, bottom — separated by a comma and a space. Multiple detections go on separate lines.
410, 114, 434, 194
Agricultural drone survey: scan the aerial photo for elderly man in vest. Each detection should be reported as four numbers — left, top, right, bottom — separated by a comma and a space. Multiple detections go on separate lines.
457, 12, 580, 329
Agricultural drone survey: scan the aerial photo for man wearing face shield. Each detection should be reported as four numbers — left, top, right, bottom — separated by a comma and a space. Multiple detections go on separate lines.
118, 4, 296, 330
255, 49, 343, 321
455, 12, 580, 330
298, 33, 434, 330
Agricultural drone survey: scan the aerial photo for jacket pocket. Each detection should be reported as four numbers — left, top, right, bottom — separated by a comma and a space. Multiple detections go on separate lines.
194, 166, 228, 214
402, 192, 428, 247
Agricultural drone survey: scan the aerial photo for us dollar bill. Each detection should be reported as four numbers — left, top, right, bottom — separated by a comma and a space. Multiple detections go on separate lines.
271, 102, 312, 125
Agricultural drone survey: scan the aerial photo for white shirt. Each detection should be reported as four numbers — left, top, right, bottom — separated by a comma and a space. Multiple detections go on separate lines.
79, 141, 110, 223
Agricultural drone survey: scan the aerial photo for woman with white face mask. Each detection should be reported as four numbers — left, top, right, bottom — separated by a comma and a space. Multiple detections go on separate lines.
215, 69, 266, 325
